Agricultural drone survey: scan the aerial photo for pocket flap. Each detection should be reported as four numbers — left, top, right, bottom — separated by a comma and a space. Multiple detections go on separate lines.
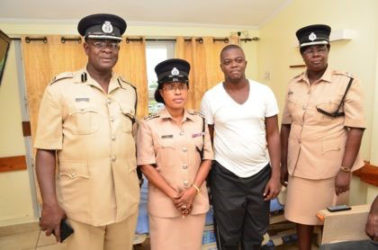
120, 105, 135, 122
59, 162, 89, 179
322, 139, 341, 153
158, 136, 176, 149
316, 101, 340, 114
120, 105, 135, 115
71, 104, 97, 114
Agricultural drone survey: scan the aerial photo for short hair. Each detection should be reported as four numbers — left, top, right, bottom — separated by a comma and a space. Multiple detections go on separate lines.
220, 44, 245, 61
154, 88, 164, 104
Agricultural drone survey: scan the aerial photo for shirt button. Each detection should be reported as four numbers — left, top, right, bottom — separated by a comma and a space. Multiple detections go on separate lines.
182, 147, 187, 152
307, 90, 311, 94
107, 98, 111, 105
111, 156, 117, 162
110, 117, 115, 122
70, 172, 76, 178
111, 136, 116, 141
182, 164, 188, 169
179, 131, 184, 136
183, 180, 189, 187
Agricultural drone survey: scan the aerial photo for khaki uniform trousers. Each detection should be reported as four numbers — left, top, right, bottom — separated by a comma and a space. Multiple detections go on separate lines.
65, 213, 138, 250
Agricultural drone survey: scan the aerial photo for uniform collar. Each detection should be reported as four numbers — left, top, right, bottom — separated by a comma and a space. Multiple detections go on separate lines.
159, 108, 195, 122
81, 68, 120, 93
319, 66, 333, 83
300, 66, 333, 84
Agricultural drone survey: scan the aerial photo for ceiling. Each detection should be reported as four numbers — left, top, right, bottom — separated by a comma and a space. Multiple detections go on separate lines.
0, 0, 291, 28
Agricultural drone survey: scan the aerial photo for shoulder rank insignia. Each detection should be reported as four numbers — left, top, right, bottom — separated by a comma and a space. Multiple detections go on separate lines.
144, 113, 160, 120
334, 70, 353, 78
50, 72, 74, 85
188, 110, 205, 118
81, 72, 87, 82
293, 72, 304, 79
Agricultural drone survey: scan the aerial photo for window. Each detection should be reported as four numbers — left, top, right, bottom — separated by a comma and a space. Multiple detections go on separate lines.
0, 30, 11, 86
145, 41, 175, 114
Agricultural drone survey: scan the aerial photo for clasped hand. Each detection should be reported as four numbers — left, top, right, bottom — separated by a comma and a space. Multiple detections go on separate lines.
171, 187, 197, 216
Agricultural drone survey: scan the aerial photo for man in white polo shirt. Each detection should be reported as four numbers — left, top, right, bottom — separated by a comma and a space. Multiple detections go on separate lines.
200, 44, 281, 250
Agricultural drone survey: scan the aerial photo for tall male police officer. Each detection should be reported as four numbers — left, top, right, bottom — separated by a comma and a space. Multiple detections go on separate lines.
35, 14, 140, 250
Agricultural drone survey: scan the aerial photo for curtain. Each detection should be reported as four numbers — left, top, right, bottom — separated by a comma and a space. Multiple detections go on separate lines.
114, 37, 148, 118
175, 36, 239, 110
21, 36, 85, 141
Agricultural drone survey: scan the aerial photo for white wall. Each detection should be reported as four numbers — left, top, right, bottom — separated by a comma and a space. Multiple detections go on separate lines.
0, 43, 35, 226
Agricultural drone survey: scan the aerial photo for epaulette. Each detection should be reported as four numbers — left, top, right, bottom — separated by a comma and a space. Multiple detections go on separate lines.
293, 72, 304, 79
187, 110, 204, 117
118, 76, 136, 90
334, 70, 353, 78
144, 113, 160, 120
50, 72, 74, 85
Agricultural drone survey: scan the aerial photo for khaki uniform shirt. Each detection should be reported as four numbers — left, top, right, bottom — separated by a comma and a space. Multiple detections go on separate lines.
34, 69, 140, 226
282, 68, 365, 179
137, 108, 214, 218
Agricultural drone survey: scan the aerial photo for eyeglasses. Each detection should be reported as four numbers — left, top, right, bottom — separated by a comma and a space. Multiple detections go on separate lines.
162, 83, 188, 92
302, 46, 328, 56
89, 40, 120, 50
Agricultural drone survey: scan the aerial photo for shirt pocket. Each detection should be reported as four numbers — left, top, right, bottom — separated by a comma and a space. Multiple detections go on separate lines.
322, 138, 342, 154
120, 105, 135, 133
68, 105, 99, 135
158, 136, 176, 149
287, 99, 305, 123
154, 136, 176, 171
59, 161, 90, 179
58, 161, 90, 209
315, 100, 343, 124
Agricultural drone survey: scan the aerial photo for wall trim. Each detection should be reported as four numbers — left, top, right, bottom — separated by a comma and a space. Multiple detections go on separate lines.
0, 155, 27, 172
353, 162, 378, 187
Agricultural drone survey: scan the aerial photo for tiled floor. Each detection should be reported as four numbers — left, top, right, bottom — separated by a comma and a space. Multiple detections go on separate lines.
0, 222, 319, 250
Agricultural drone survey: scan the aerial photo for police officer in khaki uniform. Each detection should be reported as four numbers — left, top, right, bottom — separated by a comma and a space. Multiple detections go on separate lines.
137, 59, 214, 250
280, 24, 365, 250
35, 13, 140, 250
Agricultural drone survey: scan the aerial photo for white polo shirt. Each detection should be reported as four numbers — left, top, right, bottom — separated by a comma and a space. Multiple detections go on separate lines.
200, 80, 279, 178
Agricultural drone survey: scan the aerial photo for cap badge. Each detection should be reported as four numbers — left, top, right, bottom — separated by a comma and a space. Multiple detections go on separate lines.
309, 32, 317, 41
102, 21, 113, 34
171, 67, 179, 76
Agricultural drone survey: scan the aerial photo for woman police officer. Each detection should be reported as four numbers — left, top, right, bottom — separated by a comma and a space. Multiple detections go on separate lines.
137, 58, 213, 250
280, 24, 365, 250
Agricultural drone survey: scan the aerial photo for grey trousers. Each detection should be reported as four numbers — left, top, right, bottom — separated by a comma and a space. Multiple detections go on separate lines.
210, 161, 271, 250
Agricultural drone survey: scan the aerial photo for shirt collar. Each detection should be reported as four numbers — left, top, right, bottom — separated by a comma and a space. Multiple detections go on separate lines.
300, 66, 333, 84
82, 68, 120, 92
159, 108, 195, 122
319, 66, 333, 83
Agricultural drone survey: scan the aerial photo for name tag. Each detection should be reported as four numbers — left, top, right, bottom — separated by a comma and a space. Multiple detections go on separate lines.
161, 135, 173, 139
192, 132, 205, 138
75, 97, 90, 102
